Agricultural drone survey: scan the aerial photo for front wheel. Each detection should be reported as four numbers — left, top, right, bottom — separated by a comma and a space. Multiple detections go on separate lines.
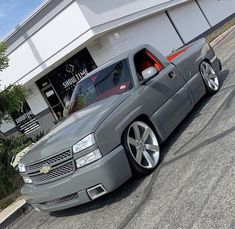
123, 121, 160, 175
200, 61, 220, 95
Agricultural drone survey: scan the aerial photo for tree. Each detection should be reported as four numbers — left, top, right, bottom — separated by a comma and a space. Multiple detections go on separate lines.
0, 85, 26, 125
0, 42, 9, 71
0, 42, 28, 200
0, 42, 26, 125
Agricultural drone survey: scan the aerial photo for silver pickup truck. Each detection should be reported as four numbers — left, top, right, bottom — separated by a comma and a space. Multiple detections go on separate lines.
19, 39, 222, 212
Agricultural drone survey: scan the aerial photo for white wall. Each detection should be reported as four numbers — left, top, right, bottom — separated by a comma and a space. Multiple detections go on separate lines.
0, 120, 16, 133
78, 0, 175, 27
88, 13, 183, 66
120, 13, 184, 54
197, 0, 235, 26
0, 1, 91, 90
167, 1, 210, 43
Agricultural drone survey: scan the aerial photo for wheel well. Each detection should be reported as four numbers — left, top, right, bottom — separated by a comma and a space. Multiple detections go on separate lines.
134, 114, 155, 129
199, 59, 211, 70
199, 59, 213, 80
203, 58, 211, 63
121, 114, 162, 145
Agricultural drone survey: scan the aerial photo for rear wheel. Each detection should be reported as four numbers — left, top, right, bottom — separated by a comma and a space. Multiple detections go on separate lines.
200, 61, 220, 95
123, 121, 160, 175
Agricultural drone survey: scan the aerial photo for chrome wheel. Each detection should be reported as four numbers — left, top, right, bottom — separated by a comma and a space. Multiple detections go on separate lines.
127, 121, 160, 169
200, 61, 219, 91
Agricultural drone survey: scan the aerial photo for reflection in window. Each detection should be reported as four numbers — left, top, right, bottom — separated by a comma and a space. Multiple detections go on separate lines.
69, 60, 132, 114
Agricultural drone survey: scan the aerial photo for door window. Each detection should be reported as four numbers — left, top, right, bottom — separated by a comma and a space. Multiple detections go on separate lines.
134, 49, 163, 81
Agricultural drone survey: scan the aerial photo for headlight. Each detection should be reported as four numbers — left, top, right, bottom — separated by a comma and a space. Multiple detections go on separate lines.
23, 176, 33, 184
76, 149, 102, 168
73, 134, 95, 153
18, 163, 26, 173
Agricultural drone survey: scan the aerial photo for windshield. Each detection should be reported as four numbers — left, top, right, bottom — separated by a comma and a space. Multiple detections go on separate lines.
68, 60, 133, 114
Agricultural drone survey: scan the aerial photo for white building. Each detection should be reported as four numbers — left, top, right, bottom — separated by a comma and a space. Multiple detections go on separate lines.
0, 0, 234, 136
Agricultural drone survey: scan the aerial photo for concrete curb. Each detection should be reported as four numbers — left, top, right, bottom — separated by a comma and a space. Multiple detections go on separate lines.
0, 199, 32, 229
210, 25, 235, 48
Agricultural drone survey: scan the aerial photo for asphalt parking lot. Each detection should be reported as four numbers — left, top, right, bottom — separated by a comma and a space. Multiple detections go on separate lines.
10, 32, 235, 229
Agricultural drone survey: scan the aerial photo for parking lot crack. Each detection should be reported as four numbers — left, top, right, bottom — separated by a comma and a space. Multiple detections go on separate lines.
117, 166, 162, 229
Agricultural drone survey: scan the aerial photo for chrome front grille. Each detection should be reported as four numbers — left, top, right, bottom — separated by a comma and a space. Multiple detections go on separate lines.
26, 150, 72, 173
30, 160, 75, 185
26, 150, 75, 185
40, 192, 79, 208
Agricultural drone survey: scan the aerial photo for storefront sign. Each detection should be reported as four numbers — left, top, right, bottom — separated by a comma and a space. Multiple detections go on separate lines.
63, 76, 77, 89
11, 102, 40, 134
63, 65, 89, 89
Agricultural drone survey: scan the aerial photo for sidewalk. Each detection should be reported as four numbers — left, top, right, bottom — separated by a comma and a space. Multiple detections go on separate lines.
210, 25, 235, 47
0, 198, 31, 229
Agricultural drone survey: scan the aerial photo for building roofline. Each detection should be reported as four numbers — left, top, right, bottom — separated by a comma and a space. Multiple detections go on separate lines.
3, 0, 52, 42
5, 0, 191, 55
4, 0, 75, 54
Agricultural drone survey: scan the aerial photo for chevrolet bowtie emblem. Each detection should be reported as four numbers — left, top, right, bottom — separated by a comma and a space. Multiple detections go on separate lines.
40, 165, 51, 174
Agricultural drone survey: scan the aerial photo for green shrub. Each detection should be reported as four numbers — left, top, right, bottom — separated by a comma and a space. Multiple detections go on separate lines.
32, 130, 45, 142
0, 134, 32, 199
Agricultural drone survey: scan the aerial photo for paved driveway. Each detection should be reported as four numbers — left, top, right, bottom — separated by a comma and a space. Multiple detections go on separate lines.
10, 32, 235, 229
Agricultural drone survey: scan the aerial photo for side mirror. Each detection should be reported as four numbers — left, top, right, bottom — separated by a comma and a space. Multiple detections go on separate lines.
141, 67, 158, 83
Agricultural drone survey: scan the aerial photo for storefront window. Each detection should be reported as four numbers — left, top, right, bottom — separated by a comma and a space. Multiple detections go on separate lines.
37, 48, 97, 120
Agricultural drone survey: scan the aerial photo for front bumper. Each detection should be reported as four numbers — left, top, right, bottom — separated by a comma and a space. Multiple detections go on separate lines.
21, 145, 132, 212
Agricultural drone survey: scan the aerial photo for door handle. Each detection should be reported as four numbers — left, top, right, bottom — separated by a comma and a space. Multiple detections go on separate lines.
168, 71, 176, 79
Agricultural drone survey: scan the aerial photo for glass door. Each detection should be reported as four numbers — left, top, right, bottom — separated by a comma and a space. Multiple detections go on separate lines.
41, 86, 64, 121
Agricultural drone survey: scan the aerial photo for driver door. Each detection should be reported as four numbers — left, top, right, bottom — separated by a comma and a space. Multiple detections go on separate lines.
134, 49, 193, 138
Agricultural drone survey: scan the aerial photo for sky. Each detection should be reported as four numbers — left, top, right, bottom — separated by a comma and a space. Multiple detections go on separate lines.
0, 0, 44, 40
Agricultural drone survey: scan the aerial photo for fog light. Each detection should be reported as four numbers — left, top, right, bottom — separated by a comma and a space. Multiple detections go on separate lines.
87, 184, 107, 200
23, 176, 33, 184
19, 163, 26, 173
76, 149, 102, 168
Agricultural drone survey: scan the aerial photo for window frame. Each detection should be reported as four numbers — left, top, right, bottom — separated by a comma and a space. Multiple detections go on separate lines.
134, 48, 164, 82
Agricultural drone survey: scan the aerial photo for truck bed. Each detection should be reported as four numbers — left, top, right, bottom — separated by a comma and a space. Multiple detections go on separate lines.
166, 46, 190, 62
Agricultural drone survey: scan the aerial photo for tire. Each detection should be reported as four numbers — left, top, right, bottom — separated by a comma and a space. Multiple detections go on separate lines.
123, 120, 160, 176
200, 61, 220, 95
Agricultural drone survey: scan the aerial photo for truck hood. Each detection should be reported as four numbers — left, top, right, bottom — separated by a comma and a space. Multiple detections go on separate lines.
21, 93, 130, 164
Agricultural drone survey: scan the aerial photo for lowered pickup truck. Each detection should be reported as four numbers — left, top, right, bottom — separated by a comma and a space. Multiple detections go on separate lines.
19, 38, 222, 212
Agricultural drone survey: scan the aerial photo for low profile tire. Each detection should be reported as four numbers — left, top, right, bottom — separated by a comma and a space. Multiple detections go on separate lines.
200, 61, 220, 95
123, 121, 160, 176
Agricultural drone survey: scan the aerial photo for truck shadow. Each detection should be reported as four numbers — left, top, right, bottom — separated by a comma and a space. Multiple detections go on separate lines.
219, 69, 230, 86
50, 69, 230, 218
49, 176, 145, 217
